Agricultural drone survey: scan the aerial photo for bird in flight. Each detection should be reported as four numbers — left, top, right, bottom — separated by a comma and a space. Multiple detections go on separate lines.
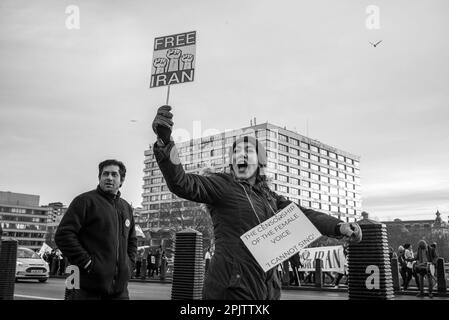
369, 40, 382, 47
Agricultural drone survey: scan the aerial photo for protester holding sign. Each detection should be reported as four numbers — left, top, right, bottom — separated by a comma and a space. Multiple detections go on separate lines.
152, 105, 362, 300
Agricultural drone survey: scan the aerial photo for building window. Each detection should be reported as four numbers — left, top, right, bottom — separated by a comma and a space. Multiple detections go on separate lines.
301, 190, 310, 197
354, 160, 360, 167
320, 176, 329, 183
278, 164, 288, 172
320, 158, 328, 165
300, 161, 309, 168
300, 171, 310, 179
151, 177, 163, 184
266, 140, 277, 149
320, 167, 329, 174
279, 144, 288, 152
290, 177, 299, 185
301, 180, 310, 188
279, 154, 288, 162
290, 188, 299, 195
338, 172, 346, 179
337, 155, 345, 161
290, 138, 299, 146
329, 160, 337, 168
338, 189, 346, 196
279, 134, 288, 142
338, 180, 346, 188
329, 152, 336, 159
267, 150, 277, 159
278, 185, 288, 193
311, 173, 319, 181
310, 164, 319, 171
329, 169, 337, 177
289, 148, 299, 156
300, 142, 309, 149
289, 157, 299, 165
330, 205, 338, 212
310, 154, 319, 162
338, 163, 345, 170
330, 187, 338, 195
300, 151, 309, 159
278, 174, 288, 182
320, 149, 328, 156
150, 186, 160, 193
290, 167, 299, 175
161, 194, 171, 200
267, 161, 277, 169
311, 202, 320, 209
311, 183, 320, 191
310, 145, 318, 153
150, 195, 159, 201
267, 130, 277, 139
301, 200, 310, 207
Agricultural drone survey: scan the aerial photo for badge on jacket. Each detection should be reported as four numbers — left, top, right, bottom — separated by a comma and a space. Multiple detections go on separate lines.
125, 219, 130, 227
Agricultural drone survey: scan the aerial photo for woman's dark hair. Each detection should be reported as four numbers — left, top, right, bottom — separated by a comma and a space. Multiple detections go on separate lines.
403, 243, 411, 249
98, 159, 126, 182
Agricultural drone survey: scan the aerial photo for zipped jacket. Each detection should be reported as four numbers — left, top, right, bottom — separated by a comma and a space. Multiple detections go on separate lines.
154, 141, 343, 300
55, 186, 137, 295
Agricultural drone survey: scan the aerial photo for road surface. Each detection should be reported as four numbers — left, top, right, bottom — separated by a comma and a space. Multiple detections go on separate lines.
13, 278, 446, 300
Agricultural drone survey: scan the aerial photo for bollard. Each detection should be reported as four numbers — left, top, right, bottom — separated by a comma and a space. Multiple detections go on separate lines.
315, 258, 323, 288
391, 257, 400, 291
171, 228, 204, 300
282, 260, 290, 285
436, 258, 446, 294
347, 214, 394, 300
160, 258, 167, 281
0, 239, 18, 300
140, 258, 147, 280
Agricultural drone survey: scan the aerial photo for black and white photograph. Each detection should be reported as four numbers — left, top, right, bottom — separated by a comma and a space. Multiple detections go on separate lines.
0, 0, 448, 313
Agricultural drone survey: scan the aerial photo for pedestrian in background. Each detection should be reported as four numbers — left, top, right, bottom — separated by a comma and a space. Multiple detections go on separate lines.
414, 240, 434, 298
403, 243, 419, 290
55, 159, 137, 299
134, 249, 143, 279
204, 247, 212, 273
148, 249, 155, 278
397, 245, 407, 290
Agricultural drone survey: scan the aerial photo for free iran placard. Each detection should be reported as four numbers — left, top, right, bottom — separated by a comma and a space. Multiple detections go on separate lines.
150, 31, 196, 88
240, 203, 322, 272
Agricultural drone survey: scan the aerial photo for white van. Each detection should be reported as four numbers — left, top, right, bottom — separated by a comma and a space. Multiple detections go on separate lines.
16, 247, 50, 282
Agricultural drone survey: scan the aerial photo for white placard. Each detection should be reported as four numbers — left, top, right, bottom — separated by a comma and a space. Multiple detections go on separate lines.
240, 203, 322, 272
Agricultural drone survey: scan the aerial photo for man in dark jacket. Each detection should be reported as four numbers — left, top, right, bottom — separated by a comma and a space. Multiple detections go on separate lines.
55, 159, 137, 299
152, 105, 362, 300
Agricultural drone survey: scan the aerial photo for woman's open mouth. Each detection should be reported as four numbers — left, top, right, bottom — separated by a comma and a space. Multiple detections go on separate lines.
237, 162, 248, 173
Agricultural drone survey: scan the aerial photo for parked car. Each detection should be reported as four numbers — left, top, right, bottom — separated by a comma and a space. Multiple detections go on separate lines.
16, 247, 49, 282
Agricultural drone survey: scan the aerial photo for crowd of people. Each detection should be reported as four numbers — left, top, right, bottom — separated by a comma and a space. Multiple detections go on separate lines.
132, 246, 169, 280
41, 248, 69, 276
397, 240, 439, 297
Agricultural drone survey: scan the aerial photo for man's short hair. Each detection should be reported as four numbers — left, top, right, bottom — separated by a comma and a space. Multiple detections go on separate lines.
98, 159, 126, 181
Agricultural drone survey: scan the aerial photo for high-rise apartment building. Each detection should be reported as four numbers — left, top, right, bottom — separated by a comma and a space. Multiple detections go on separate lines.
141, 123, 362, 230
0, 191, 51, 250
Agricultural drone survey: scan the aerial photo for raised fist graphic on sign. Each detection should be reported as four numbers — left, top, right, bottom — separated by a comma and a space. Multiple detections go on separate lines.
181, 54, 194, 70
166, 49, 182, 72
153, 58, 168, 74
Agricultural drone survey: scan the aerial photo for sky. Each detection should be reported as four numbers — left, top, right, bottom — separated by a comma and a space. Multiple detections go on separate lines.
0, 0, 448, 221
